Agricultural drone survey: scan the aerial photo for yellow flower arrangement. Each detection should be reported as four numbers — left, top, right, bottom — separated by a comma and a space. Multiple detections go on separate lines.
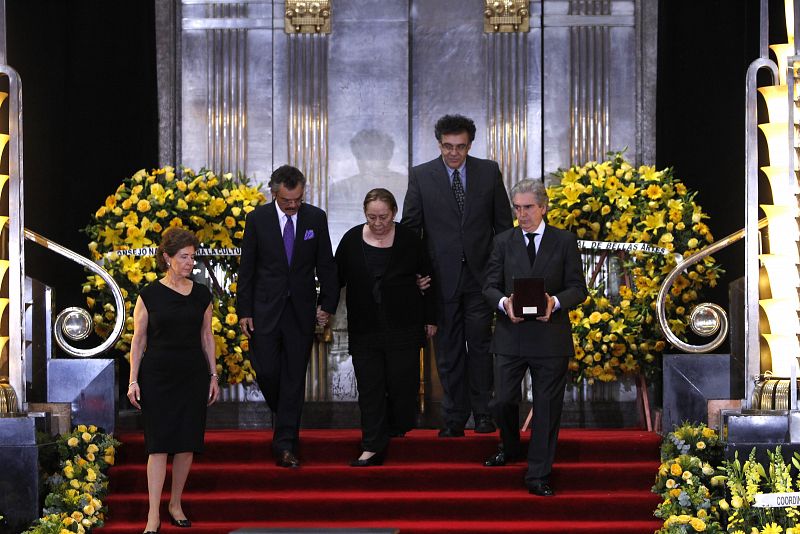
547, 152, 723, 381
653, 423, 725, 534
23, 425, 119, 533
82, 166, 266, 384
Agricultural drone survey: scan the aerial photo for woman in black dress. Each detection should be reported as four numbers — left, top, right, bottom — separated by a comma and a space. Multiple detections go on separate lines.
335, 188, 437, 466
127, 228, 220, 533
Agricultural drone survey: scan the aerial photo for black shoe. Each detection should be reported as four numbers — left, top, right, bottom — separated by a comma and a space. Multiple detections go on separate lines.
438, 427, 465, 438
275, 449, 301, 468
350, 450, 385, 467
169, 514, 191, 528
484, 447, 522, 466
527, 481, 555, 497
474, 416, 496, 434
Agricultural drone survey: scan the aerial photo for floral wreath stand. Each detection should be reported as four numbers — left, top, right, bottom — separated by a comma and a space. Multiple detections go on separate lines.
520, 247, 654, 432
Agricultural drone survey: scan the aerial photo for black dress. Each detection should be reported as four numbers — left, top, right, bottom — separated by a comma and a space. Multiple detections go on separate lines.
138, 281, 211, 454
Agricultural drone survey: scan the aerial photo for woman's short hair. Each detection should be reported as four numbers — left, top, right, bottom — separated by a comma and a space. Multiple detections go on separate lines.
363, 188, 398, 213
509, 179, 549, 209
156, 227, 201, 271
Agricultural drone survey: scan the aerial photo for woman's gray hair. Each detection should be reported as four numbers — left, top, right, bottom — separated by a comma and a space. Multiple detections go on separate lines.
509, 179, 548, 208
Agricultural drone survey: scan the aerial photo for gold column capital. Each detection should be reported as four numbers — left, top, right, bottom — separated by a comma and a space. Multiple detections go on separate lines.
285, 1, 331, 35
484, 0, 530, 33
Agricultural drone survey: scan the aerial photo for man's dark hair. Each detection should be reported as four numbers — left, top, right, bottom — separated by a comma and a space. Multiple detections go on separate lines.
434, 115, 476, 142
269, 165, 307, 193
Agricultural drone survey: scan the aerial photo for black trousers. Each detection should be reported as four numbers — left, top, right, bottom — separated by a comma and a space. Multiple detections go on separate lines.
490, 353, 568, 484
351, 345, 420, 452
251, 305, 314, 454
434, 263, 494, 429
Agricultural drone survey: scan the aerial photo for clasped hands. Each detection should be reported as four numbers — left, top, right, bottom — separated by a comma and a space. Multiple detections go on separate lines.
504, 293, 555, 324
239, 306, 330, 340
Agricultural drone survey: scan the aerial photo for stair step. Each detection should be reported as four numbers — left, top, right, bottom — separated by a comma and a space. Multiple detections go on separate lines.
104, 489, 661, 522
109, 461, 659, 492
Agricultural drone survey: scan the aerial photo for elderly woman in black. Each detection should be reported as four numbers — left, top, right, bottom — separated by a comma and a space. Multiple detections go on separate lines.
335, 188, 437, 466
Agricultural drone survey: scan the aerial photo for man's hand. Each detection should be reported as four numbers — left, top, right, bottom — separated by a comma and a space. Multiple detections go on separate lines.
316, 306, 331, 326
504, 294, 525, 324
416, 274, 432, 293
536, 293, 555, 322
239, 317, 254, 338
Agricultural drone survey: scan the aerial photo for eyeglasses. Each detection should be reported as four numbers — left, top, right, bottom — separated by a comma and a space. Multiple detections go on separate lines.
276, 194, 304, 206
440, 143, 470, 153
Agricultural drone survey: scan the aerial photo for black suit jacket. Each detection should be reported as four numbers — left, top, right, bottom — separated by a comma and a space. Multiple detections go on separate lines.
335, 223, 436, 337
401, 155, 513, 298
483, 225, 588, 358
236, 202, 339, 335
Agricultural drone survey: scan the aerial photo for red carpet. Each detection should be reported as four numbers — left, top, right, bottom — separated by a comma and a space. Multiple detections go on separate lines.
99, 428, 662, 533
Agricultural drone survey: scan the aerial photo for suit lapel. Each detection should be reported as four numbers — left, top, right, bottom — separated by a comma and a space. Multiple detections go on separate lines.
462, 156, 477, 222
510, 227, 532, 274
533, 225, 557, 273
291, 204, 310, 269
431, 158, 461, 220
268, 201, 292, 270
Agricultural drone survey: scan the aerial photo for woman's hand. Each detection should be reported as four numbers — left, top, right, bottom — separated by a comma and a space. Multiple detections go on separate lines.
127, 382, 142, 410
425, 324, 438, 338
208, 377, 220, 406
416, 274, 432, 293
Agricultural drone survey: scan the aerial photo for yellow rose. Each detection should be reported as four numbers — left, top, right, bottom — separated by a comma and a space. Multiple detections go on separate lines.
87, 444, 99, 453
225, 216, 236, 228
86, 452, 95, 462
669, 488, 681, 498
70, 479, 80, 489
104, 455, 115, 465
63, 465, 75, 479
77, 425, 87, 432
68, 437, 79, 447
71, 511, 84, 521
696, 441, 706, 450
731, 495, 743, 508
85, 468, 97, 482
670, 463, 683, 476
83, 504, 95, 516
225, 313, 238, 326
82, 432, 92, 443
689, 517, 706, 532
137, 199, 151, 212
176, 199, 188, 210
145, 272, 158, 282
665, 478, 676, 489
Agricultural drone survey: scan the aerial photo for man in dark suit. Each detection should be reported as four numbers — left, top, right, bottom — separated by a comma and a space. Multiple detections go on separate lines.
482, 179, 587, 496
237, 165, 339, 468
402, 115, 513, 437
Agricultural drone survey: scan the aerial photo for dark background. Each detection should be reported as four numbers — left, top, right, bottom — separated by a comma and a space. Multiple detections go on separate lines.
7, 0, 158, 310
5, 0, 780, 343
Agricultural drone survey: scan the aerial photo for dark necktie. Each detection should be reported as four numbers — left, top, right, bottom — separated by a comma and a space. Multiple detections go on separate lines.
451, 169, 465, 214
284, 216, 295, 264
526, 232, 538, 266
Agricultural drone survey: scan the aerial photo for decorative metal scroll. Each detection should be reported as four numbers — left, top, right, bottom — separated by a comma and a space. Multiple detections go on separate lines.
24, 229, 125, 358
655, 217, 769, 354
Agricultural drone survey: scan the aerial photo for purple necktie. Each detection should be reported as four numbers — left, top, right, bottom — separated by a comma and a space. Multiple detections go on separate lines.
283, 216, 294, 264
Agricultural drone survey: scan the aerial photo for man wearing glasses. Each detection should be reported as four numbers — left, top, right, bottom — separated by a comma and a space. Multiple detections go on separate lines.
402, 115, 513, 437
237, 165, 339, 468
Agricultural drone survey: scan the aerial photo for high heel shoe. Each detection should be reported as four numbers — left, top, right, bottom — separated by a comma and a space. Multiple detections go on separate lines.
350, 449, 385, 467
143, 522, 160, 534
169, 512, 192, 528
